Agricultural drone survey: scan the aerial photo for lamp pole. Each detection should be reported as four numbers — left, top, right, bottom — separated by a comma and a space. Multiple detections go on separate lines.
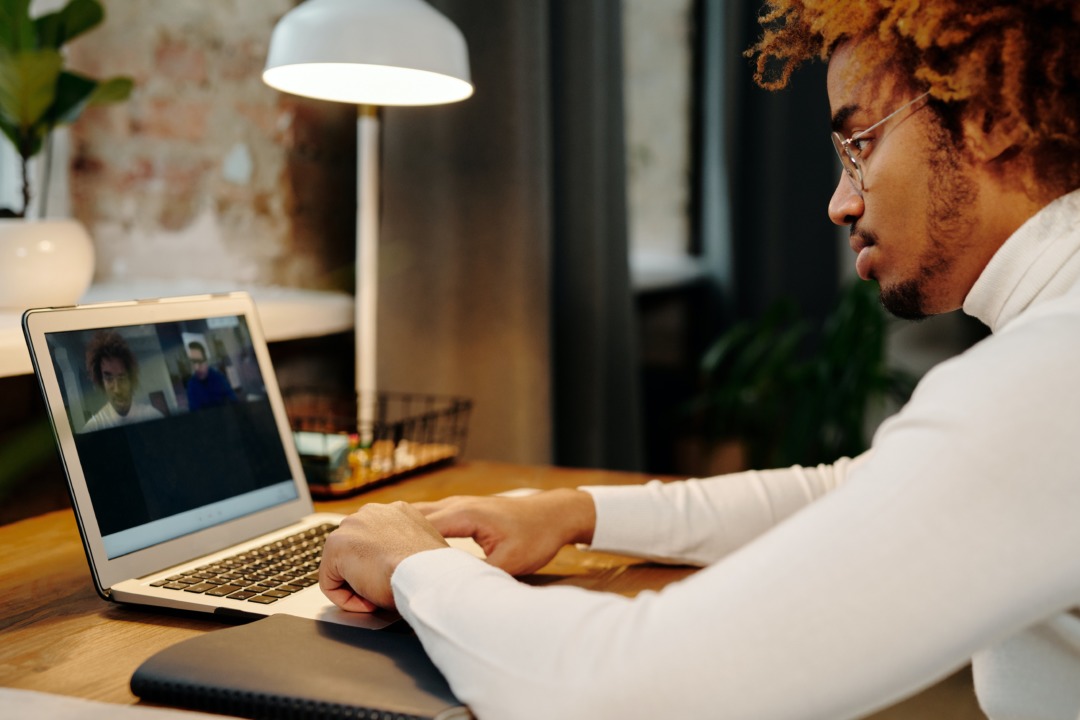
356, 104, 380, 444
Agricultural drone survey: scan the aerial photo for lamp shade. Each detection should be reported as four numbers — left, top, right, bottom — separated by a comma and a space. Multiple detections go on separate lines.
263, 0, 473, 106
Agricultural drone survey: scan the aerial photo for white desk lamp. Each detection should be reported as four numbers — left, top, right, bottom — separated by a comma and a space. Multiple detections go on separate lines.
263, 0, 472, 440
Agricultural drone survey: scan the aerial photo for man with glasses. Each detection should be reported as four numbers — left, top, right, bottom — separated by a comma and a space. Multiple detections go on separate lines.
319, 2, 1080, 718
185, 340, 238, 411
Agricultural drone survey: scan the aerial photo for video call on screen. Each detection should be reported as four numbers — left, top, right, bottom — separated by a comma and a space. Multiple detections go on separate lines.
46, 315, 294, 537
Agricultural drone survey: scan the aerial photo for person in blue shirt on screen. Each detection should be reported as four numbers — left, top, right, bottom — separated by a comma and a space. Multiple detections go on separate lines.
185, 341, 238, 411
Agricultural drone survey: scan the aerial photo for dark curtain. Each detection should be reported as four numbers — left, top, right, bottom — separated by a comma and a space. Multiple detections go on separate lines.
549, 2, 643, 471
717, 0, 840, 332
378, 1, 642, 470
629, 0, 838, 476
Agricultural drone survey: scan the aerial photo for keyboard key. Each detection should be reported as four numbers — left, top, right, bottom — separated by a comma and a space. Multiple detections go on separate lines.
151, 523, 336, 598
227, 590, 257, 600
271, 574, 300, 583
183, 583, 217, 593
261, 589, 291, 598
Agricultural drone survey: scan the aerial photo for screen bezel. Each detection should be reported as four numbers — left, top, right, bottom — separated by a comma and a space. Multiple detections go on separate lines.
23, 292, 315, 593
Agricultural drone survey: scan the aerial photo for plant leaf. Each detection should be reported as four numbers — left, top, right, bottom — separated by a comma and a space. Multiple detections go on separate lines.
32, 8, 63, 49
0, 47, 62, 129
691, 277, 923, 469
44, 69, 95, 126
87, 74, 132, 104
0, 0, 34, 53
35, 0, 103, 49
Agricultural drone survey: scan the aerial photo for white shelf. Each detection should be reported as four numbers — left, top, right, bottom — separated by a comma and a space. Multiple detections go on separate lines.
0, 279, 354, 378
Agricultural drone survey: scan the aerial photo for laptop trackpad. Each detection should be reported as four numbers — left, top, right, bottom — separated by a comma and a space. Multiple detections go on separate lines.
275, 591, 402, 630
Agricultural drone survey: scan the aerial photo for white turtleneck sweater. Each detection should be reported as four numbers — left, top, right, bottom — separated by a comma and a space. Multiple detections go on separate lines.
390, 189, 1080, 720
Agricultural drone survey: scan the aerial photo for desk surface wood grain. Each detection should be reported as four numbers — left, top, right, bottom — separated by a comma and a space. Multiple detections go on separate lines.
0, 461, 693, 705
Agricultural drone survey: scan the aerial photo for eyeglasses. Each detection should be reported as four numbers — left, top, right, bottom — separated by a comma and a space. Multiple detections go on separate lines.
831, 91, 930, 194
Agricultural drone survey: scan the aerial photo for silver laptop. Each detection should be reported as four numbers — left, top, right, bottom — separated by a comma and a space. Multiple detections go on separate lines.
23, 292, 399, 629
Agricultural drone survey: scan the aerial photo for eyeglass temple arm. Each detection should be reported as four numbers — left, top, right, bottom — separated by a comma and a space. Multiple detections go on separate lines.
851, 91, 931, 140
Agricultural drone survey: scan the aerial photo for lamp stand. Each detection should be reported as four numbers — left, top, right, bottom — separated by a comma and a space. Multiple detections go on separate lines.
356, 104, 380, 444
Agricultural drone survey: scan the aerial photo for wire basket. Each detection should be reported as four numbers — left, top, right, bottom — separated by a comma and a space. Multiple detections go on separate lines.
283, 390, 472, 498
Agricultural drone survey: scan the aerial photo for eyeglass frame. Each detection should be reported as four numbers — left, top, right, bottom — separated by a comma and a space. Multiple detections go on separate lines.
831, 91, 930, 194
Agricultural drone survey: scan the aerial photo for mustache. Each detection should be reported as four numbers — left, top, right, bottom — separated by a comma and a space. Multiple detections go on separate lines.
851, 223, 878, 248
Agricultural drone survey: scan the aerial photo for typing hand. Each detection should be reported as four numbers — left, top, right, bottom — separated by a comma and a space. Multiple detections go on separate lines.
319, 502, 448, 612
413, 488, 596, 577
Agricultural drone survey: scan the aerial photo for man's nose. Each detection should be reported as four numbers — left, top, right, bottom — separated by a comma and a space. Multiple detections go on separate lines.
828, 173, 864, 226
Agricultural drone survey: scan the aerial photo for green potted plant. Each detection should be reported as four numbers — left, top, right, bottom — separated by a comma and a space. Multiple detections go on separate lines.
684, 280, 919, 473
0, 0, 132, 309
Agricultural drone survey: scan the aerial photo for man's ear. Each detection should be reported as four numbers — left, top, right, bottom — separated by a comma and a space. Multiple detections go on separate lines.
962, 110, 1027, 163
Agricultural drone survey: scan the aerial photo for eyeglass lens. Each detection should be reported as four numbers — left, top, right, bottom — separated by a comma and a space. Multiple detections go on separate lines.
831, 132, 862, 191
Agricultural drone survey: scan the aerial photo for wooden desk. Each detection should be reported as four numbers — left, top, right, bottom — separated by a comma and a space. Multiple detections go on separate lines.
0, 461, 693, 706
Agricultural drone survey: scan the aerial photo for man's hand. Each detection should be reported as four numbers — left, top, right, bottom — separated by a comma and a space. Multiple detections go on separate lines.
414, 488, 597, 576
319, 501, 448, 612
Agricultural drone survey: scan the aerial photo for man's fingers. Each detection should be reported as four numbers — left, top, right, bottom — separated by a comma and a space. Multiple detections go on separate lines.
318, 503, 452, 613
422, 505, 482, 538
319, 537, 380, 612
338, 592, 379, 613
322, 582, 378, 613
483, 540, 550, 577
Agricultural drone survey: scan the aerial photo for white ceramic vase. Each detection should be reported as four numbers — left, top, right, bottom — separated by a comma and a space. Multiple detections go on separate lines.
0, 218, 95, 310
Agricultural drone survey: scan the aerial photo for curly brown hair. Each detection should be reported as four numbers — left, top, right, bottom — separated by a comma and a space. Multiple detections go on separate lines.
747, 0, 1080, 195
85, 330, 138, 388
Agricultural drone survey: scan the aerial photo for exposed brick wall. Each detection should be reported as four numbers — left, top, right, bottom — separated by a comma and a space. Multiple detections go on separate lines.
68, 0, 355, 292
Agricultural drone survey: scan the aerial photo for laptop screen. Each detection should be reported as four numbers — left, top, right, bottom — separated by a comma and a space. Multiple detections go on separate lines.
45, 313, 298, 559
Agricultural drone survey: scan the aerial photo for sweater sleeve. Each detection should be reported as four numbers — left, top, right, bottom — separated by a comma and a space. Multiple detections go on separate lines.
390, 312, 1080, 720
581, 456, 862, 566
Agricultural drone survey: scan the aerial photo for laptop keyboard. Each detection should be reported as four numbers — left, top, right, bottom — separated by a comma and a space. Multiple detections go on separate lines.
149, 523, 336, 605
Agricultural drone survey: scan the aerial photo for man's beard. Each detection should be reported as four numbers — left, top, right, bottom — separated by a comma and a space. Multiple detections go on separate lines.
880, 277, 930, 320
850, 224, 934, 320
874, 124, 978, 321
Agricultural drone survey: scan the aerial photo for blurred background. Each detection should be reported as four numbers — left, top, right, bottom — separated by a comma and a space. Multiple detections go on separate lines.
0, 0, 989, 523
